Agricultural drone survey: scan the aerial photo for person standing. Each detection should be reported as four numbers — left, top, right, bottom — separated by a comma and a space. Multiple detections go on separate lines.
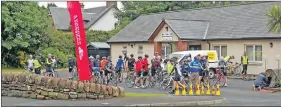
127, 54, 135, 78
104, 56, 113, 85
51, 55, 57, 72
189, 55, 202, 89
68, 56, 76, 79
34, 56, 42, 74
100, 56, 108, 76
93, 55, 101, 75
241, 51, 249, 80
141, 54, 149, 88
45, 54, 54, 76
116, 55, 124, 81
26, 55, 34, 72
134, 56, 143, 88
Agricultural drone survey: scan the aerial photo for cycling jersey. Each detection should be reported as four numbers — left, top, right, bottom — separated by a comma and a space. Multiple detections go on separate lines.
116, 59, 124, 69
181, 64, 189, 73
101, 59, 107, 70
151, 56, 161, 67
142, 58, 149, 71
135, 60, 142, 72
127, 58, 135, 70
68, 59, 75, 68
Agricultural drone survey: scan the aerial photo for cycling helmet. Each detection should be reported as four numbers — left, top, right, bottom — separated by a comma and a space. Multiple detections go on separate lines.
29, 55, 33, 58
130, 54, 134, 57
89, 56, 94, 59
183, 59, 188, 62
119, 55, 122, 58
220, 57, 224, 61
144, 54, 149, 58
48, 54, 52, 56
138, 56, 142, 59
107, 56, 111, 60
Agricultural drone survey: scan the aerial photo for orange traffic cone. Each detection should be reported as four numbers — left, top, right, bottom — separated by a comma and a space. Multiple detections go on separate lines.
188, 84, 193, 96
201, 84, 205, 95
211, 85, 215, 95
215, 84, 221, 96
206, 84, 211, 95
182, 84, 187, 96
195, 83, 201, 96
175, 84, 180, 96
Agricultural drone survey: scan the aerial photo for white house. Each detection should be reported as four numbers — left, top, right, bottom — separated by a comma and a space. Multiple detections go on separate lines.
49, 1, 119, 31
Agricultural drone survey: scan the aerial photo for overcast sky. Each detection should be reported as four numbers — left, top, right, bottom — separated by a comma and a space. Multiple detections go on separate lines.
38, 2, 124, 9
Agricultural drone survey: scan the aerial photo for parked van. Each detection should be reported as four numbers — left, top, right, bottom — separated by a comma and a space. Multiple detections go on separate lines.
166, 50, 219, 79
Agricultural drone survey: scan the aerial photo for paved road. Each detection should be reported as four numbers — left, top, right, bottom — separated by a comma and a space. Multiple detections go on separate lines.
2, 71, 281, 106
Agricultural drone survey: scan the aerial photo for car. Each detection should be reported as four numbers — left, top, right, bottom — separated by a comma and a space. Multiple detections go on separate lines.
165, 50, 219, 79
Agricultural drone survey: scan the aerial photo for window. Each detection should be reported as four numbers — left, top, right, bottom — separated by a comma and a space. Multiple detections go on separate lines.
137, 45, 143, 54
122, 46, 127, 54
245, 45, 262, 61
165, 27, 168, 32
213, 45, 227, 59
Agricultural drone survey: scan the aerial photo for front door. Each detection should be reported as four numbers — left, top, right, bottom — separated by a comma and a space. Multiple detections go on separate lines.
162, 44, 172, 58
189, 45, 201, 50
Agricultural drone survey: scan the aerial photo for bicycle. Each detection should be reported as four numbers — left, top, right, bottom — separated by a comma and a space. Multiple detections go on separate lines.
233, 63, 242, 77
200, 68, 211, 88
159, 73, 189, 93
212, 66, 227, 87
94, 71, 104, 84
112, 68, 124, 86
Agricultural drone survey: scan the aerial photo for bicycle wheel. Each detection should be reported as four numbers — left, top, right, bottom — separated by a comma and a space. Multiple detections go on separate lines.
125, 75, 134, 88
149, 76, 157, 88
53, 71, 59, 78
159, 78, 173, 92
219, 75, 226, 87
141, 77, 149, 89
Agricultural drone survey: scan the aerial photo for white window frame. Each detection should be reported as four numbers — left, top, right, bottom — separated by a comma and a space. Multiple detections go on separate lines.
213, 45, 227, 59
245, 45, 262, 62
137, 45, 143, 54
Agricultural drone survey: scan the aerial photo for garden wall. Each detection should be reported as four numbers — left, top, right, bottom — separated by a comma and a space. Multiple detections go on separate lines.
1, 72, 125, 100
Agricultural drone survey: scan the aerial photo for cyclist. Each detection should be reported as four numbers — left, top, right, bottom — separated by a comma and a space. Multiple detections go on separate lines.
134, 56, 143, 88
151, 52, 162, 79
93, 55, 101, 76
104, 56, 113, 85
127, 54, 135, 79
189, 55, 202, 89
218, 57, 228, 87
200, 55, 209, 85
169, 58, 185, 94
89, 56, 94, 75
34, 56, 42, 74
115, 55, 124, 81
45, 54, 54, 76
26, 55, 34, 72
141, 54, 149, 88
101, 56, 107, 76
224, 55, 235, 63
180, 59, 189, 81
68, 56, 76, 79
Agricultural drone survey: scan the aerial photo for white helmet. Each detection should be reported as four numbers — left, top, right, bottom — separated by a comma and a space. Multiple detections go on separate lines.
220, 57, 224, 61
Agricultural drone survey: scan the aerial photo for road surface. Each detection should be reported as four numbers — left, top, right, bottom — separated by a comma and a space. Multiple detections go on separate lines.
2, 71, 281, 106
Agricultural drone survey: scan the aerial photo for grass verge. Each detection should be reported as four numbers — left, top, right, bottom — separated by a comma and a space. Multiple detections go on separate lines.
2, 68, 68, 73
125, 92, 167, 97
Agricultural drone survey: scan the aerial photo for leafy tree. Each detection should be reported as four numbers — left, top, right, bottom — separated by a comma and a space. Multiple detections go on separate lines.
1, 1, 49, 67
266, 5, 281, 33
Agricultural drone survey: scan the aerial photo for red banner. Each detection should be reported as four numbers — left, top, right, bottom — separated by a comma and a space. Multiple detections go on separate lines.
67, 1, 91, 80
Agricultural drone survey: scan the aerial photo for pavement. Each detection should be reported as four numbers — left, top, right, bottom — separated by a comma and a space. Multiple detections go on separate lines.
2, 71, 281, 106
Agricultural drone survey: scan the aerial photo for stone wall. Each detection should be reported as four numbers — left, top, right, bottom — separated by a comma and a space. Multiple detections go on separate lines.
1, 72, 125, 100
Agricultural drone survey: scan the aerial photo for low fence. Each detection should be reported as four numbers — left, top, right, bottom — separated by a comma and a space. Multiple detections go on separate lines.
1, 72, 125, 100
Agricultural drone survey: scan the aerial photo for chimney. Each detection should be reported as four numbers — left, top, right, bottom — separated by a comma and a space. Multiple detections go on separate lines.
106, 1, 117, 8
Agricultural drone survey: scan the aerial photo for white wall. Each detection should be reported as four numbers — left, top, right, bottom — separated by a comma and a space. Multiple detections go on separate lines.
88, 8, 118, 31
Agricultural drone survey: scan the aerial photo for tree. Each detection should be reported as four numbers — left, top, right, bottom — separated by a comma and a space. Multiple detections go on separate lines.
1, 1, 49, 67
266, 5, 281, 33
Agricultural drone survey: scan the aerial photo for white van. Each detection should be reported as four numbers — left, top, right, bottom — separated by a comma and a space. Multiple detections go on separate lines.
165, 50, 219, 79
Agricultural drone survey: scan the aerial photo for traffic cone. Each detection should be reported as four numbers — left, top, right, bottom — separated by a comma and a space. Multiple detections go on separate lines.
215, 84, 221, 96
195, 83, 201, 96
211, 85, 216, 95
182, 84, 187, 96
188, 84, 193, 96
206, 84, 211, 95
201, 84, 205, 95
175, 84, 180, 96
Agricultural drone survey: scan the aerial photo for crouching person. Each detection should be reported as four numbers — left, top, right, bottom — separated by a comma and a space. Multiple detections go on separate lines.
253, 71, 271, 90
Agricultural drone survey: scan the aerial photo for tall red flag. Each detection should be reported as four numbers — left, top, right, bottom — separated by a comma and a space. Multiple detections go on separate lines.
67, 1, 91, 80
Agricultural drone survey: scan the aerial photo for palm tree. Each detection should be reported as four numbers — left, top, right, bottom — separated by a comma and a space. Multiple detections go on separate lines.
266, 5, 281, 33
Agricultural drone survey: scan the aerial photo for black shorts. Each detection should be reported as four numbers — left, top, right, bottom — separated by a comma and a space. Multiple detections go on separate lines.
142, 71, 149, 77
135, 72, 142, 77
242, 64, 248, 74
69, 67, 73, 72
199, 69, 204, 76
173, 74, 181, 81
182, 72, 189, 78
35, 68, 41, 74
151, 68, 156, 77
46, 67, 52, 72
104, 70, 111, 76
